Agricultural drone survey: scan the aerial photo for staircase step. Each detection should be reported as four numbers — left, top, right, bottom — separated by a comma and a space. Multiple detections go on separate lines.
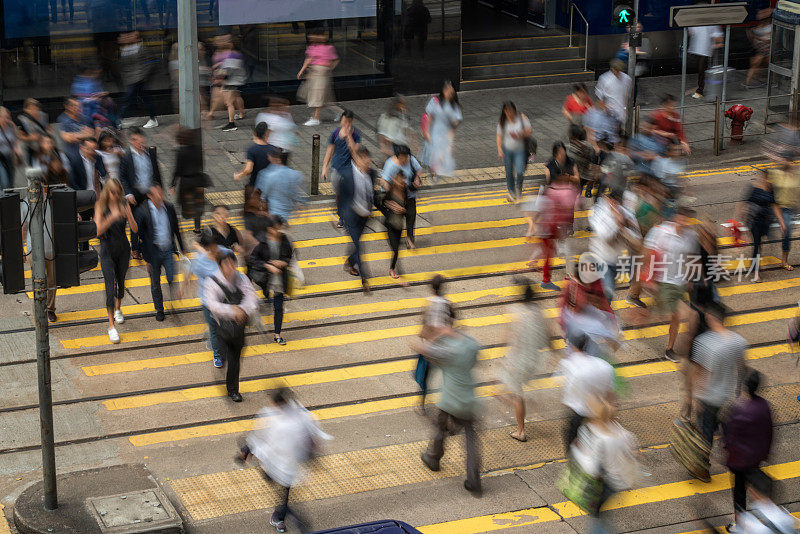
462, 46, 583, 66
462, 58, 586, 78
460, 70, 595, 90
462, 34, 571, 54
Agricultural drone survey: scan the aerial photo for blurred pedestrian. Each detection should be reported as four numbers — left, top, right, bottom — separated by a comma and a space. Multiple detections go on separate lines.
234, 123, 272, 186
723, 369, 773, 531
415, 323, 482, 495
404, 0, 431, 56
498, 278, 553, 442
590, 190, 640, 301
562, 83, 593, 124
595, 59, 631, 125
629, 119, 664, 177
297, 28, 339, 126
97, 130, 124, 182
188, 231, 228, 369
557, 333, 615, 453
377, 96, 414, 157
205, 250, 259, 402
380, 170, 409, 282
118, 31, 158, 129
583, 99, 620, 156
248, 216, 293, 345
0, 108, 22, 189
73, 137, 108, 193
94, 178, 137, 344
255, 97, 299, 159
238, 388, 331, 532
643, 206, 697, 361
119, 127, 163, 260
422, 81, 462, 180
322, 110, 361, 227
735, 470, 798, 533
650, 94, 689, 153
688, 24, 723, 100
209, 204, 242, 252
170, 127, 208, 234
381, 144, 421, 249
567, 123, 598, 201
496, 101, 532, 201
15, 98, 52, 166
342, 146, 376, 292
415, 275, 455, 413
745, 11, 772, 89
599, 137, 633, 199
255, 146, 306, 222
766, 158, 800, 271
215, 36, 246, 132
57, 97, 94, 177
692, 302, 746, 446
736, 170, 782, 281
135, 184, 186, 321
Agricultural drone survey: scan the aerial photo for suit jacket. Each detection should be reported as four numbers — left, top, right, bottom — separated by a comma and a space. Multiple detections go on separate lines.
68, 153, 107, 192
133, 200, 185, 264
119, 147, 163, 204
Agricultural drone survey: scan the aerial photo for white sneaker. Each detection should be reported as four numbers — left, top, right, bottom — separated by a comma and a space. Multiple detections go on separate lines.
143, 118, 159, 129
114, 310, 125, 324
108, 328, 120, 344
303, 118, 320, 126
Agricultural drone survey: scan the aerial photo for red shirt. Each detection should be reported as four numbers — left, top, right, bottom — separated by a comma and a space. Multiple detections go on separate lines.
563, 94, 592, 115
651, 109, 686, 143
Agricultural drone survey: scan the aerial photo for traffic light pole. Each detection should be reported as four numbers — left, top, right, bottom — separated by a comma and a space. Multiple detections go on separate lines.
27, 167, 58, 511
625, 0, 639, 136
177, 0, 201, 130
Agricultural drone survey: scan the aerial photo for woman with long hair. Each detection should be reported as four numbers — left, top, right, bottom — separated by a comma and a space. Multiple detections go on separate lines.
496, 100, 532, 201
171, 126, 209, 234
380, 170, 409, 282
422, 80, 462, 181
94, 178, 138, 343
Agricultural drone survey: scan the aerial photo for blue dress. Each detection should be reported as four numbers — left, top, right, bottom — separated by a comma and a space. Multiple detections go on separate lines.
423, 97, 462, 177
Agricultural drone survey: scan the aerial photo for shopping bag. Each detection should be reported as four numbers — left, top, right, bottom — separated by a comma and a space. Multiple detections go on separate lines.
413, 354, 429, 390
670, 418, 711, 483
286, 258, 305, 297
557, 457, 604, 515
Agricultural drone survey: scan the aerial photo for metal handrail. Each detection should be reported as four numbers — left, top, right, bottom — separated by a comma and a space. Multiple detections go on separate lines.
569, 3, 589, 71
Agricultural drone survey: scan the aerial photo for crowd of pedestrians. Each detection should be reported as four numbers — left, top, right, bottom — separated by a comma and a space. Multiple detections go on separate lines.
2, 25, 800, 533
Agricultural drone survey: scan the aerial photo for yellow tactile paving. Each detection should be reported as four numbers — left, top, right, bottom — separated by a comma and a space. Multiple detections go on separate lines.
169, 388, 800, 524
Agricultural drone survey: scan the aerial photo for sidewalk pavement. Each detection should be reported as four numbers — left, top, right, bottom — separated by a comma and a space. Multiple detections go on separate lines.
141, 72, 779, 206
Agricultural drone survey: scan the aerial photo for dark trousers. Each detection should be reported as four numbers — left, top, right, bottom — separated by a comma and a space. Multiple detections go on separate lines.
751, 220, 769, 261
425, 409, 481, 490
256, 470, 306, 530
696, 54, 709, 95
221, 331, 245, 394
405, 197, 417, 242
731, 468, 749, 514
344, 211, 369, 280
273, 292, 285, 335
697, 400, 721, 445
563, 407, 584, 454
148, 247, 176, 314
100, 247, 130, 310
386, 225, 402, 271
120, 80, 156, 120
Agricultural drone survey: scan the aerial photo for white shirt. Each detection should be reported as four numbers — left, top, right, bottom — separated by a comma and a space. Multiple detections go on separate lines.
497, 114, 532, 152
82, 155, 96, 193
644, 221, 698, 287
589, 197, 640, 266
255, 111, 299, 151
688, 25, 723, 58
148, 201, 172, 250
98, 149, 120, 181
350, 163, 373, 218
131, 148, 153, 194
557, 350, 615, 416
595, 70, 632, 123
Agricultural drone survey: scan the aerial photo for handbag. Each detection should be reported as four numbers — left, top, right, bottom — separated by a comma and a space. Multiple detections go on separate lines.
211, 276, 247, 343
413, 354, 429, 390
557, 453, 604, 515
286, 257, 304, 297
670, 418, 711, 482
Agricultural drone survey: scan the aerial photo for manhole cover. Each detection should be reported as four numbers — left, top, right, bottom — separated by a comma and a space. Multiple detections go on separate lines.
87, 489, 182, 533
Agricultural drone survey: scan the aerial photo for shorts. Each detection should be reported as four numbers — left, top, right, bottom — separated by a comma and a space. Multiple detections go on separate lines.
658, 282, 685, 313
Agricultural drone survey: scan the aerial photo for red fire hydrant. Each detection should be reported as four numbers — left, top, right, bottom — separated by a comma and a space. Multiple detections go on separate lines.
725, 104, 753, 144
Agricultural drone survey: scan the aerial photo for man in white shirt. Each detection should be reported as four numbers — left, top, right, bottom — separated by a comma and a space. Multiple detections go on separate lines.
77, 138, 107, 193
643, 206, 698, 361
688, 25, 723, 99
595, 59, 632, 125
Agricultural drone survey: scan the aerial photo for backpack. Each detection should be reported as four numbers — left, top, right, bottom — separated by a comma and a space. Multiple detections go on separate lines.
211, 276, 247, 342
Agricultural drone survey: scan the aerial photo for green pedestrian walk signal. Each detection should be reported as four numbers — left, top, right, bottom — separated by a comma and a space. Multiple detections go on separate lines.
612, 3, 635, 27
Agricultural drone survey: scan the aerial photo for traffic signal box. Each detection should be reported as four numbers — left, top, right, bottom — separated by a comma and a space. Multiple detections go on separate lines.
50, 187, 98, 288
0, 192, 25, 295
612, 2, 635, 27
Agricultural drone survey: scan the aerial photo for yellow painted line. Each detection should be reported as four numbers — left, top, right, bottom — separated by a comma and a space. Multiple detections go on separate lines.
127, 335, 792, 446
61, 270, 800, 350
0, 504, 10, 534
419, 460, 800, 533
82, 276, 795, 376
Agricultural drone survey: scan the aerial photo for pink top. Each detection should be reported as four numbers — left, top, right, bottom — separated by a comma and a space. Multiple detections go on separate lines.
306, 43, 338, 66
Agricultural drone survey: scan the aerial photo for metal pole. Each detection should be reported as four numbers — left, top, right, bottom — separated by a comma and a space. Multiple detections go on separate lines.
626, 31, 637, 136
311, 134, 321, 195
27, 167, 57, 511
714, 96, 721, 156
634, 104, 640, 133
680, 27, 688, 119
569, 3, 573, 48
721, 25, 730, 110
177, 0, 201, 129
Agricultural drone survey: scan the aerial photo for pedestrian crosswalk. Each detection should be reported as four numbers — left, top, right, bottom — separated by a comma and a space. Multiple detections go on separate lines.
17, 181, 800, 532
